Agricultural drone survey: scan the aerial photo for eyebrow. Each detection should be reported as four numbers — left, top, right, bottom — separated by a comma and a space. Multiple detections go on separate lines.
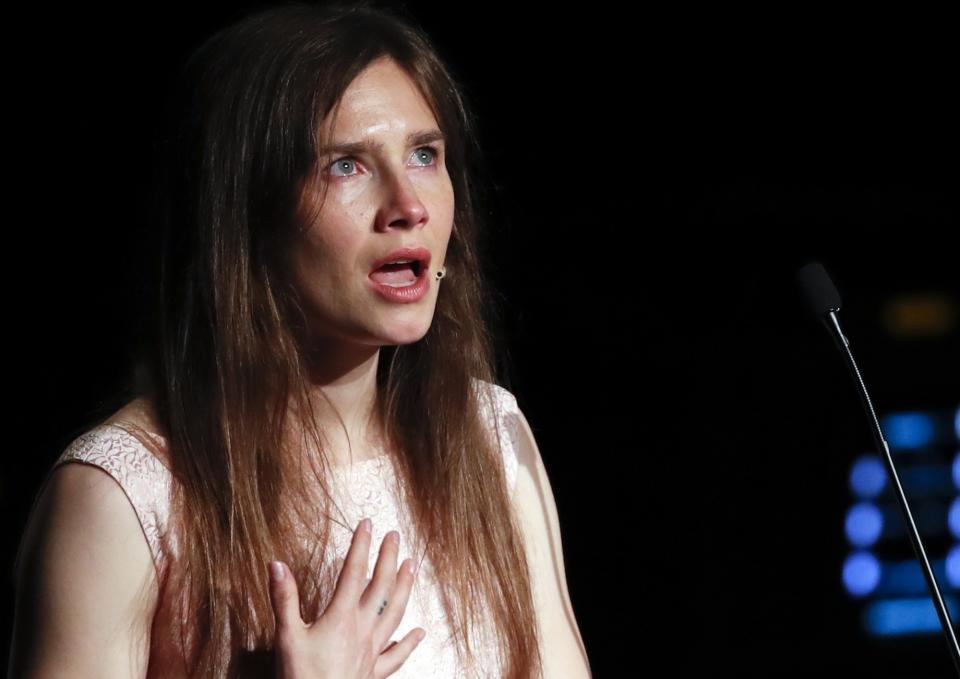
318, 129, 446, 157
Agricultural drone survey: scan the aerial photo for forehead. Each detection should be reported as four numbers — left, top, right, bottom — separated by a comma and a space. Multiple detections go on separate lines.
320, 58, 439, 141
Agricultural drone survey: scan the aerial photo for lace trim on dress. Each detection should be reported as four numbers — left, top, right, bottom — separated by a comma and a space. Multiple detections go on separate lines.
48, 379, 522, 677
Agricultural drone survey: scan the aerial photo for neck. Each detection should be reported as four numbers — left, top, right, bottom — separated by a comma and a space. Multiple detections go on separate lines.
293, 339, 385, 463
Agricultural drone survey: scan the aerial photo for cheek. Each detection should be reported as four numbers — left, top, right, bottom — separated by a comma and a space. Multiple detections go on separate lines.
437, 195, 456, 244
440, 181, 456, 227
292, 222, 365, 288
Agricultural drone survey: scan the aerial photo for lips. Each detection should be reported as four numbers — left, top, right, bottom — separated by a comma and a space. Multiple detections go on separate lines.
369, 246, 432, 275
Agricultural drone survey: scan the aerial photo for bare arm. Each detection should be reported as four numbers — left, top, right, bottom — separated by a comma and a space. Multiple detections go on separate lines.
9, 462, 160, 679
510, 406, 593, 679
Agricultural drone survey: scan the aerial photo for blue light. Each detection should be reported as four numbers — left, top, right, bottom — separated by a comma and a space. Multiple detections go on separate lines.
877, 559, 951, 596
955, 406, 960, 441
947, 545, 960, 589
954, 452, 960, 490
850, 455, 886, 498
864, 596, 959, 636
845, 503, 884, 547
881, 412, 936, 450
901, 464, 955, 495
843, 551, 881, 597
951, 498, 960, 540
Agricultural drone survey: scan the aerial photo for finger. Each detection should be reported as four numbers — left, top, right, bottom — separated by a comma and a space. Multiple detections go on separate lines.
268, 561, 303, 638
360, 529, 399, 612
372, 556, 419, 648
374, 627, 427, 678
329, 517, 372, 610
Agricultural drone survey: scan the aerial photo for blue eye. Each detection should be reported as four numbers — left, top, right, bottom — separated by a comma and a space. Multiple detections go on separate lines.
329, 157, 358, 177
327, 145, 441, 179
412, 146, 439, 166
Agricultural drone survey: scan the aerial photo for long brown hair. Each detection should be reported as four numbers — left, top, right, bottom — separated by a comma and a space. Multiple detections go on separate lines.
120, 1, 540, 677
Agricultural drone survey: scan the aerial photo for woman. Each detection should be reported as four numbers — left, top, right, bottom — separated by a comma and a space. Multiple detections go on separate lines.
9, 2, 591, 678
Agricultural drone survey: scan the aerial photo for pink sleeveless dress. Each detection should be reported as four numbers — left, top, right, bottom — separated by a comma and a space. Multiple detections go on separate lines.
44, 379, 523, 679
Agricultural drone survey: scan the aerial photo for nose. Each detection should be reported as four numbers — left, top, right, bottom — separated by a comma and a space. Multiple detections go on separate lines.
375, 172, 429, 231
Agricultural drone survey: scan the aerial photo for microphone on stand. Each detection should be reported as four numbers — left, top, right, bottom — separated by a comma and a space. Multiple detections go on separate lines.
796, 260, 960, 676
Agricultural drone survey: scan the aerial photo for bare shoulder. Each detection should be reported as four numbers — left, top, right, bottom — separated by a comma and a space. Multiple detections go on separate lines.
510, 405, 593, 678
10, 460, 159, 677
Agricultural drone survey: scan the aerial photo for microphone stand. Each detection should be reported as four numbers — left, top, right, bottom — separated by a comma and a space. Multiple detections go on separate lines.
798, 261, 960, 676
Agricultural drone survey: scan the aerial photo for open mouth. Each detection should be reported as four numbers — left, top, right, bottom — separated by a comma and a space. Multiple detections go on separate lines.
368, 245, 431, 288
370, 260, 422, 287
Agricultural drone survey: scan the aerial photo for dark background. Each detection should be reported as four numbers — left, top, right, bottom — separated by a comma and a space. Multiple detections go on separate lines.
5, 2, 958, 676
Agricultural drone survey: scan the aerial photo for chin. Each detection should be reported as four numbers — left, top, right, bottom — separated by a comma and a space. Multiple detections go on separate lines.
380, 320, 433, 346
387, 330, 431, 346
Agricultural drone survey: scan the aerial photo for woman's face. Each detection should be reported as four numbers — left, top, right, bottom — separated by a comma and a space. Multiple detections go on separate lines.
289, 57, 455, 350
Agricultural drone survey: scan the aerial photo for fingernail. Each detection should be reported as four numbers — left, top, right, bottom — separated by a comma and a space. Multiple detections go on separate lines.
361, 517, 372, 533
270, 561, 284, 583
